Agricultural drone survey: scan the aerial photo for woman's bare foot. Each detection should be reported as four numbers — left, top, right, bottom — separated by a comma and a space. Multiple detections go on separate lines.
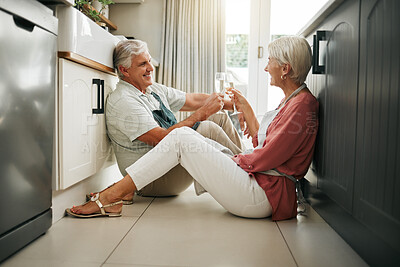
122, 192, 135, 201
70, 186, 122, 215
88, 191, 134, 202
70, 175, 137, 216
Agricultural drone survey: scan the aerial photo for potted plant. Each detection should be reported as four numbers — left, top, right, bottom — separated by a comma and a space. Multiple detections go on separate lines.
75, 0, 115, 27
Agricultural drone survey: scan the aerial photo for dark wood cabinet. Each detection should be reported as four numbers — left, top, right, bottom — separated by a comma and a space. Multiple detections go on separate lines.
304, 0, 400, 265
309, 0, 360, 213
355, 0, 400, 253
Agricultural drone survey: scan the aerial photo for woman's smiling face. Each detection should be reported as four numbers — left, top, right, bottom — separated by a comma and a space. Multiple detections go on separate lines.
264, 57, 283, 87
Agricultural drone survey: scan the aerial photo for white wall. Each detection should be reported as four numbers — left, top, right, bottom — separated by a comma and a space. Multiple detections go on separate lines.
109, 0, 164, 62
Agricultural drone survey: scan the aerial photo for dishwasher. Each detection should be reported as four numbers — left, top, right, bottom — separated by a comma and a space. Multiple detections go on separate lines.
0, 0, 58, 262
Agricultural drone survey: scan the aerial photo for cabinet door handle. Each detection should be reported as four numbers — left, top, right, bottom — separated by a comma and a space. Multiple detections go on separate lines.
312, 31, 330, 74
13, 15, 35, 32
92, 79, 104, 114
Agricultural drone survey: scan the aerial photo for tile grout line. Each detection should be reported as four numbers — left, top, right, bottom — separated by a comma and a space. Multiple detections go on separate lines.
101, 197, 156, 267
276, 222, 299, 267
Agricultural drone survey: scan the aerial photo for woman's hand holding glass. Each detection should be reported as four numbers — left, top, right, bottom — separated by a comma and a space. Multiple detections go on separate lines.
227, 87, 248, 132
228, 88, 259, 138
223, 73, 241, 116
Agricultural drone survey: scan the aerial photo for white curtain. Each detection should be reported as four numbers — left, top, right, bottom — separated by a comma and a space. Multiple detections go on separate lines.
158, 0, 226, 99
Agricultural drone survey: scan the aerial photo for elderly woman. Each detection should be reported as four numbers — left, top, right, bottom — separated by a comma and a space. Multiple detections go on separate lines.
67, 36, 318, 221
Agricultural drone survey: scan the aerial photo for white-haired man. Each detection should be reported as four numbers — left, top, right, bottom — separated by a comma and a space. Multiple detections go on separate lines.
105, 39, 243, 200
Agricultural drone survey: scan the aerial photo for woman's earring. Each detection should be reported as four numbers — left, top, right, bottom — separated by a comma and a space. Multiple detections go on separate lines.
280, 75, 286, 80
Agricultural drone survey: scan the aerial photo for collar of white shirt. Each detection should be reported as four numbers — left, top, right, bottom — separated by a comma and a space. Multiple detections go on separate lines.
118, 79, 154, 97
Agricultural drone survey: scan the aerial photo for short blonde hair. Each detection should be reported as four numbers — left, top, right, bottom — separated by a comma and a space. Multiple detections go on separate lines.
113, 39, 149, 78
268, 36, 312, 84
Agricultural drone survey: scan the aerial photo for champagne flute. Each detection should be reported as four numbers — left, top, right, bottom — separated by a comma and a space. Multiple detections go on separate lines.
225, 73, 242, 116
214, 72, 226, 113
214, 72, 225, 94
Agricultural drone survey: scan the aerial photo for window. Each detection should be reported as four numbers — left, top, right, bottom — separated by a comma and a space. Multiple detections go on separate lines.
268, 0, 330, 109
225, 0, 330, 114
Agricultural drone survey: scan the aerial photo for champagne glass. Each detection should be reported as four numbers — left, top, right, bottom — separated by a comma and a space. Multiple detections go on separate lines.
214, 72, 226, 113
214, 72, 225, 94
225, 73, 242, 116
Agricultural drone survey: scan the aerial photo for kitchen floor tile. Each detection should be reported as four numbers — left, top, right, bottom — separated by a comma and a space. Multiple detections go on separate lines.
103, 264, 177, 267
121, 195, 154, 217
1, 186, 368, 267
106, 214, 296, 267
1, 258, 101, 267
142, 187, 228, 218
277, 219, 368, 267
294, 203, 326, 224
3, 217, 138, 264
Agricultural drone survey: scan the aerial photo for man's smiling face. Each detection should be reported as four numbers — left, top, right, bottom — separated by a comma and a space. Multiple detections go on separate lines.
122, 51, 154, 92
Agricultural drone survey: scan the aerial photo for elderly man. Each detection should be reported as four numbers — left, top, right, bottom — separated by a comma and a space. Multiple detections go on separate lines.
105, 39, 243, 200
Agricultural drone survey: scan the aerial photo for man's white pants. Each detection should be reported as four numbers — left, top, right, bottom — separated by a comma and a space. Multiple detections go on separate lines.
126, 127, 272, 218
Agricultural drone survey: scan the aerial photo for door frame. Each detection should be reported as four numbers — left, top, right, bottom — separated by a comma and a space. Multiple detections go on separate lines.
247, 0, 271, 118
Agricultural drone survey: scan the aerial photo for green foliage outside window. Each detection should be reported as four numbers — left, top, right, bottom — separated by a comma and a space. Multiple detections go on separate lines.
226, 34, 248, 68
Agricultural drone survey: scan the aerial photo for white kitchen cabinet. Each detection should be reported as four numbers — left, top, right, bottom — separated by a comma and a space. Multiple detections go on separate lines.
57, 58, 118, 189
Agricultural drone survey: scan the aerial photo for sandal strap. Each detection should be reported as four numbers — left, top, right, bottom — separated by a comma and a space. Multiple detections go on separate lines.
88, 183, 116, 197
91, 193, 123, 215
103, 200, 123, 208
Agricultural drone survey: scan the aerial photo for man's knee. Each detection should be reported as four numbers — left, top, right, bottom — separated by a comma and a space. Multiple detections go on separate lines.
170, 126, 197, 138
170, 126, 189, 135
196, 121, 222, 139
207, 112, 229, 126
197, 120, 220, 131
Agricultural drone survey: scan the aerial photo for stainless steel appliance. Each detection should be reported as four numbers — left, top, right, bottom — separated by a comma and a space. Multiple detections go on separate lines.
0, 0, 57, 262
